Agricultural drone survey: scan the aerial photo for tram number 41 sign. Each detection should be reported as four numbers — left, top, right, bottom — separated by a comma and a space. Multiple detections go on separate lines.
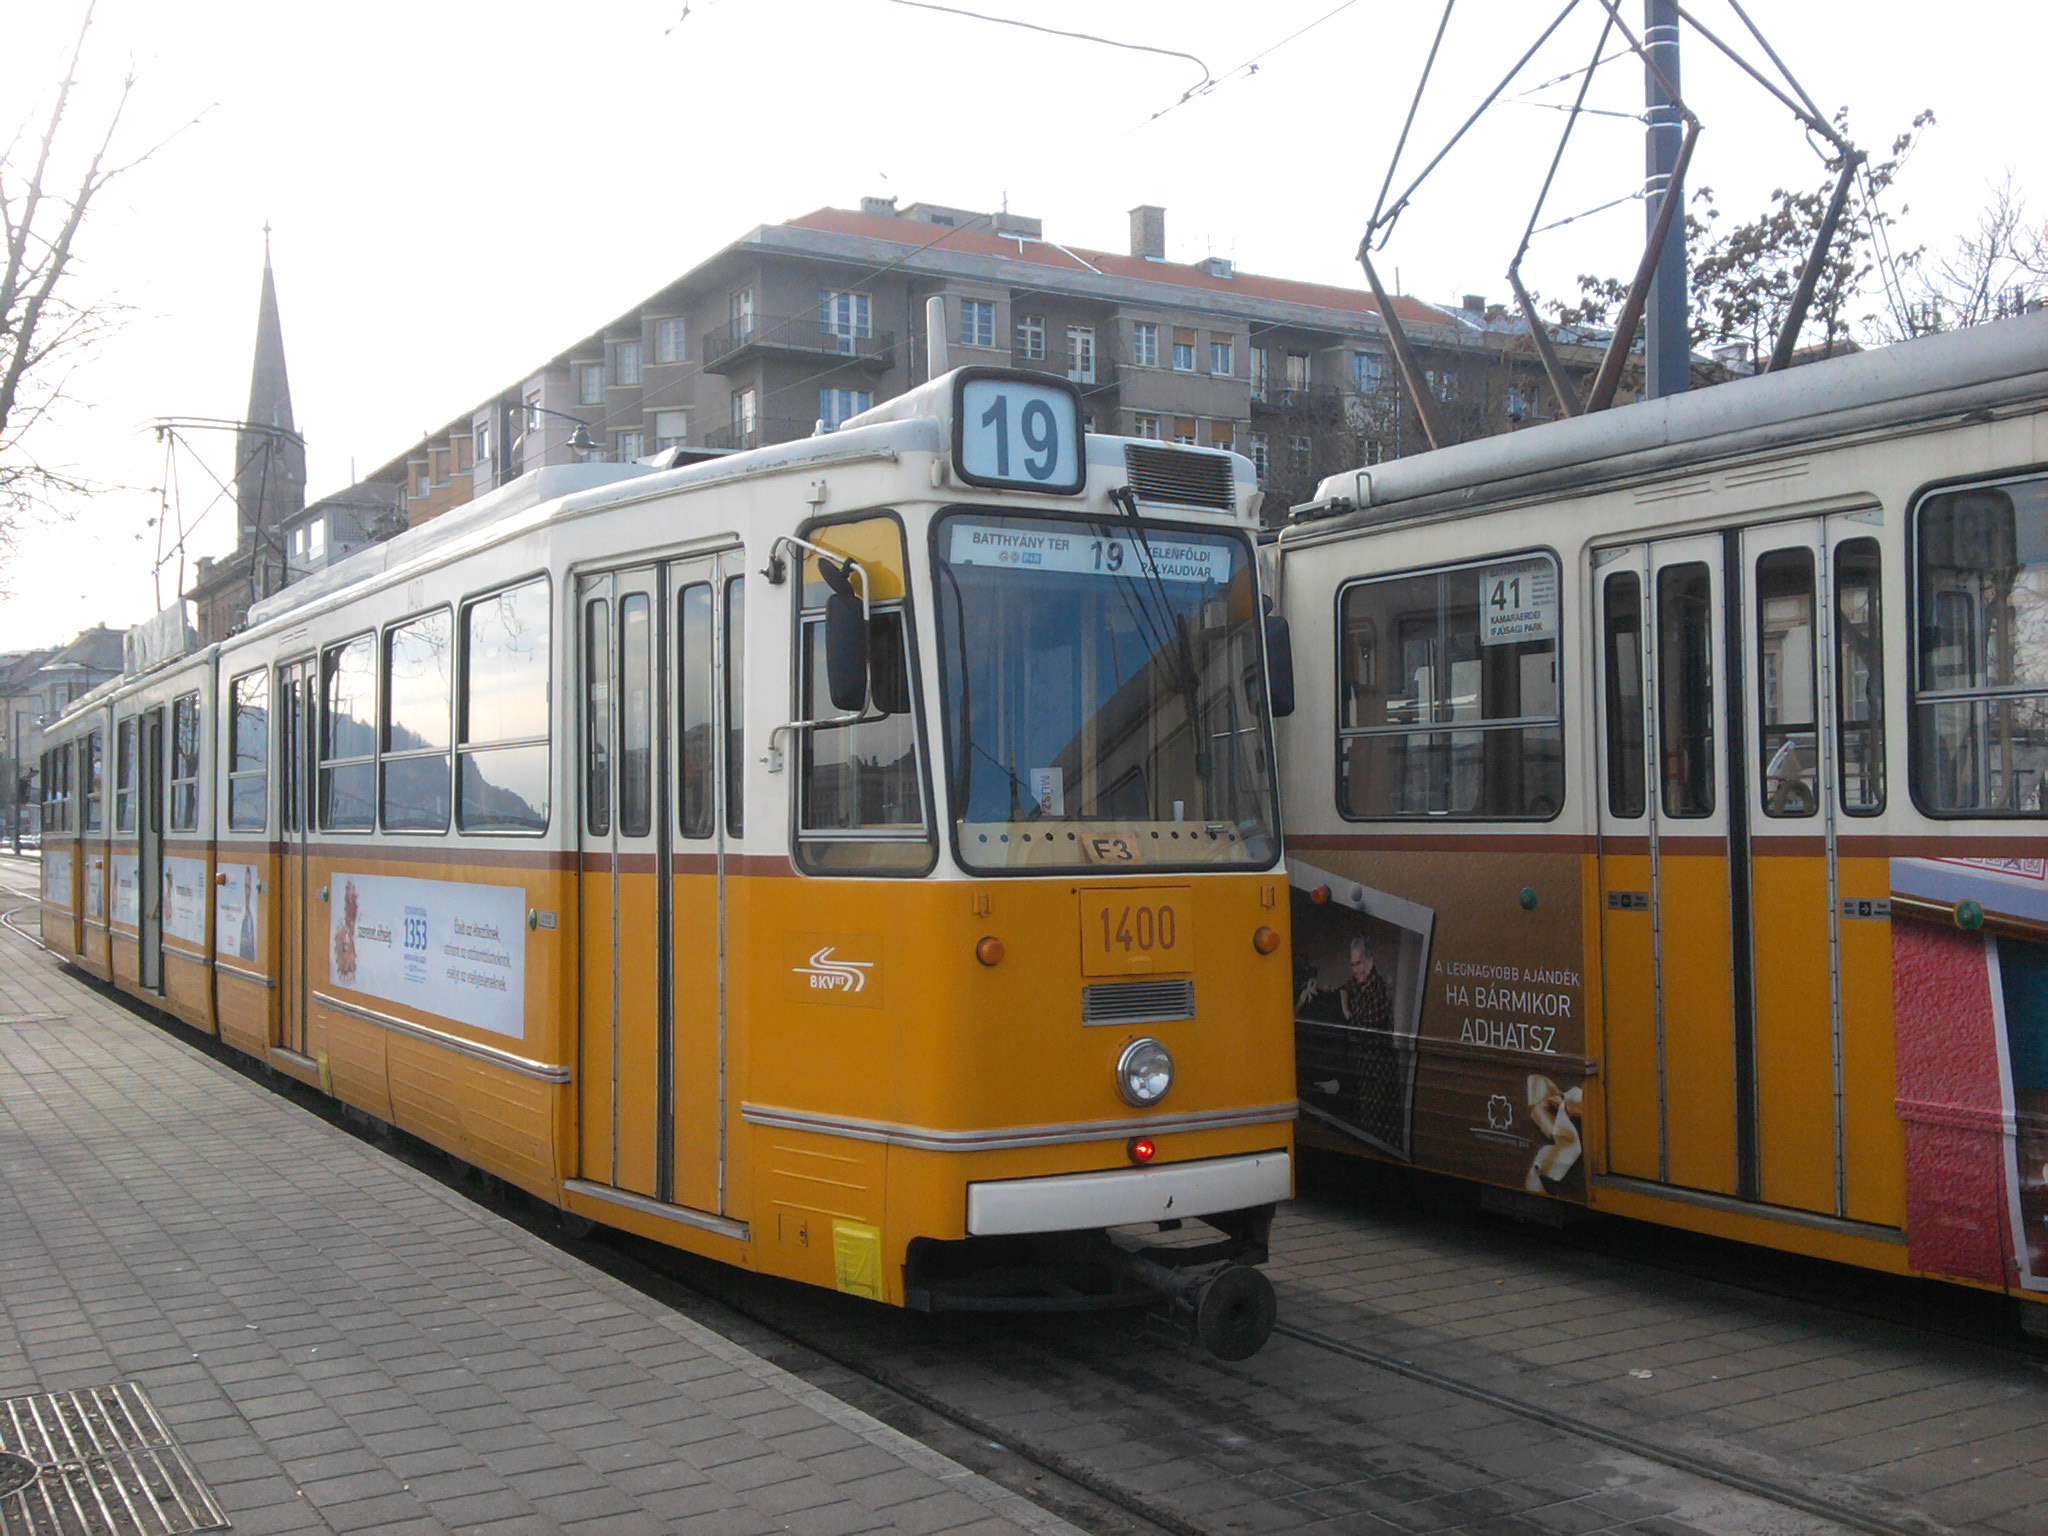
1079, 887, 1191, 977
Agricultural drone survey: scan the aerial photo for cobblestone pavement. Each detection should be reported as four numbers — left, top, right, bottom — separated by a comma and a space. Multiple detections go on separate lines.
0, 876, 1082, 1536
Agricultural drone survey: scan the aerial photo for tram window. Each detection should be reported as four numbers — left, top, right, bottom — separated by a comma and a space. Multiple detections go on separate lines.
383, 610, 452, 831
169, 692, 203, 832
1914, 476, 2048, 815
1602, 571, 1646, 818
1336, 554, 1563, 820
227, 669, 270, 832
458, 577, 550, 833
320, 636, 377, 830
584, 599, 611, 837
677, 583, 714, 839
115, 718, 136, 832
1835, 538, 1886, 815
1656, 563, 1715, 818
619, 593, 653, 838
797, 517, 932, 872
1756, 548, 1818, 818
724, 577, 745, 840
83, 732, 103, 832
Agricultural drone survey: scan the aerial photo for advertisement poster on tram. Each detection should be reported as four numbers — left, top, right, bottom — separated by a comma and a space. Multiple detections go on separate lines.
111, 854, 138, 925
1289, 852, 1590, 1199
163, 856, 209, 945
85, 857, 103, 921
328, 872, 526, 1037
42, 848, 71, 906
215, 862, 259, 961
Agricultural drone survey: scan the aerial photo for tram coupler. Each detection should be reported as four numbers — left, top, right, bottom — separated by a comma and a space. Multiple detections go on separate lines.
1107, 1246, 1278, 1360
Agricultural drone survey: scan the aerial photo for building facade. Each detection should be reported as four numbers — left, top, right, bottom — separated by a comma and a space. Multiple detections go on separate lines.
340, 199, 1604, 535
0, 625, 125, 846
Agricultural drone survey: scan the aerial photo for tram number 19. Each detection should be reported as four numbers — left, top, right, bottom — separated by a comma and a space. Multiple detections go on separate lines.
1101, 903, 1177, 954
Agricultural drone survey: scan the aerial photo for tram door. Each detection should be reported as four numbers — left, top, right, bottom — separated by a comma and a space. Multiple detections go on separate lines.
1596, 524, 1905, 1224
276, 657, 316, 1057
578, 554, 733, 1214
137, 707, 166, 993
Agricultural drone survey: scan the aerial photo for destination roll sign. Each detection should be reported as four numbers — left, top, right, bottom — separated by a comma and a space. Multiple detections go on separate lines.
952, 369, 1087, 495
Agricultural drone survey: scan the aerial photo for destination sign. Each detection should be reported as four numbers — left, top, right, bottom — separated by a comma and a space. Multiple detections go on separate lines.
947, 522, 1231, 585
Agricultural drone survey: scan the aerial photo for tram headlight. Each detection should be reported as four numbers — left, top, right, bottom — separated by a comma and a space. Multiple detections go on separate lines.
1115, 1038, 1174, 1108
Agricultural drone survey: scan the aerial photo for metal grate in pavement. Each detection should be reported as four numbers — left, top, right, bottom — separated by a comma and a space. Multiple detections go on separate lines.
0, 1384, 227, 1536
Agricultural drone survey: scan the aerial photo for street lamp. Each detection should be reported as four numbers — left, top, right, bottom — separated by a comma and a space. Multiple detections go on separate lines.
510, 402, 602, 464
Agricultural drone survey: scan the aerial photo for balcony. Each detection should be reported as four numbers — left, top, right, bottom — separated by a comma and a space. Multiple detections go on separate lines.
1008, 349, 1118, 392
1249, 384, 1345, 418
702, 417, 815, 453
702, 316, 896, 375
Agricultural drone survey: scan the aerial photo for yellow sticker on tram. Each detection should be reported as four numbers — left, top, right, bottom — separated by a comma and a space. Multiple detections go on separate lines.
1078, 886, 1193, 977
832, 1221, 883, 1299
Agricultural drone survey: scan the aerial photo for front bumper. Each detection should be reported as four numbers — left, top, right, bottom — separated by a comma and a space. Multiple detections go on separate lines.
965, 1150, 1291, 1236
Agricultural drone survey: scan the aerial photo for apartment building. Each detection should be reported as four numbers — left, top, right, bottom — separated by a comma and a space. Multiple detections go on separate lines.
343, 198, 1599, 536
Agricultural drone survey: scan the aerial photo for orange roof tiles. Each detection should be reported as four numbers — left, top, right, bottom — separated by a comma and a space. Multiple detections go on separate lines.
782, 208, 1456, 328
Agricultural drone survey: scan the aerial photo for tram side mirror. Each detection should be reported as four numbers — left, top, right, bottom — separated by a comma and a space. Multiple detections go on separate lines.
1264, 612, 1296, 718
821, 558, 872, 714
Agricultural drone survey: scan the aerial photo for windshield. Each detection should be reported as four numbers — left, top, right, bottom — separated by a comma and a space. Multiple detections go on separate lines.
932, 510, 1280, 872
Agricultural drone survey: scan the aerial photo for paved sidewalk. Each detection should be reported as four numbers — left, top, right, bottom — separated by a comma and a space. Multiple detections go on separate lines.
0, 873, 1079, 1536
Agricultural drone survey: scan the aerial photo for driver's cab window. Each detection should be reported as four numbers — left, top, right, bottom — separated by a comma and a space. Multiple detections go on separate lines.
796, 515, 934, 872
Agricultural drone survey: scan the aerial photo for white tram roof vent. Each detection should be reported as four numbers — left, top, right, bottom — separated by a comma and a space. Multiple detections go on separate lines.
1123, 442, 1236, 510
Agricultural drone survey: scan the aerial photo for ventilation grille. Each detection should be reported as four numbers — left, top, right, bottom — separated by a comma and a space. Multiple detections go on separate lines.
1123, 444, 1237, 509
1083, 979, 1195, 1026
0, 1383, 228, 1536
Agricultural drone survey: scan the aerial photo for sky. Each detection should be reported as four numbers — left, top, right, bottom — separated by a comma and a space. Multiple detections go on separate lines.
4, 0, 2044, 652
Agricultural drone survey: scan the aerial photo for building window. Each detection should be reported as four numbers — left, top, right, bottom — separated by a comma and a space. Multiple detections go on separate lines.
413, 469, 430, 499
732, 389, 758, 438
653, 411, 688, 449
1173, 328, 1196, 371
615, 341, 643, 386
1132, 322, 1159, 368
654, 317, 686, 364
616, 429, 646, 461
1425, 368, 1459, 401
578, 362, 605, 405
1286, 351, 1311, 391
1173, 417, 1197, 445
320, 636, 376, 831
228, 669, 268, 832
820, 389, 874, 429
1211, 338, 1234, 376
820, 291, 872, 352
1338, 554, 1564, 819
1505, 384, 1533, 421
383, 609, 452, 832
730, 288, 755, 344
960, 298, 995, 349
1250, 432, 1269, 482
475, 419, 491, 471
1290, 434, 1312, 469
1251, 346, 1270, 399
1067, 325, 1096, 384
1209, 422, 1235, 452
459, 578, 551, 833
1016, 314, 1045, 360
1133, 414, 1161, 440
1352, 350, 1385, 392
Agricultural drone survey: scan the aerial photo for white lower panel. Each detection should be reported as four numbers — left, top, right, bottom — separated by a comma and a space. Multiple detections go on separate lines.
966, 1151, 1291, 1237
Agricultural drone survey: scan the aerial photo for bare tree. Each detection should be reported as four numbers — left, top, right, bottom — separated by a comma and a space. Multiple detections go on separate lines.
1882, 174, 2048, 339
0, 4, 160, 592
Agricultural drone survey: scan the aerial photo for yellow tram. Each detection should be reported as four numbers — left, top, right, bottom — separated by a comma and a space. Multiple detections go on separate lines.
1270, 312, 2048, 1305
37, 367, 1297, 1356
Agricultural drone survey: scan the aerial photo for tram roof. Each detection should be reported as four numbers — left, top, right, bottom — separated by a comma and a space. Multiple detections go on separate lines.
1296, 311, 2048, 532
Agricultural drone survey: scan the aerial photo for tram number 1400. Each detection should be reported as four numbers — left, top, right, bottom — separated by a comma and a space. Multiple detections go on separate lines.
1101, 903, 1177, 954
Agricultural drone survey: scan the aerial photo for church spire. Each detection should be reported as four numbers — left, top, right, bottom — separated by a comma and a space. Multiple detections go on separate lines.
235, 228, 305, 555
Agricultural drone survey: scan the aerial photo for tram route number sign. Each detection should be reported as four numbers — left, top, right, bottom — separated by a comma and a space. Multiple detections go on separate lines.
1078, 885, 1191, 977
1479, 557, 1558, 646
954, 374, 1086, 494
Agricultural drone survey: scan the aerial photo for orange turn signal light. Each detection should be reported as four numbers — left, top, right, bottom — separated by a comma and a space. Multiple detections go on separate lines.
1310, 884, 1331, 904
1252, 926, 1282, 955
1127, 1136, 1157, 1164
976, 935, 1006, 967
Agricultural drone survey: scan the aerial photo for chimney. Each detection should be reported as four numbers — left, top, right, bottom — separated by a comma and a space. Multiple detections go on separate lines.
1462, 294, 1486, 314
1129, 204, 1165, 260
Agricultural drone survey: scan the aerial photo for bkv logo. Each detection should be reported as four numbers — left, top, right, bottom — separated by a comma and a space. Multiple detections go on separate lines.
795, 945, 874, 993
